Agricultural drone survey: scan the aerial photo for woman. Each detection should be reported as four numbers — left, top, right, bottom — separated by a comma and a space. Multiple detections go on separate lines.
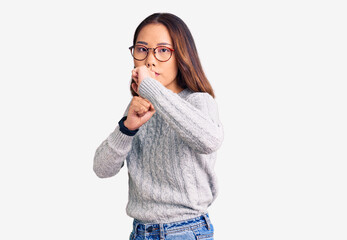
93, 12, 224, 240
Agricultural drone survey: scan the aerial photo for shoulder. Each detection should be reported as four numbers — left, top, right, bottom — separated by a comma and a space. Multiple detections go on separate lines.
187, 91, 215, 104
186, 91, 219, 113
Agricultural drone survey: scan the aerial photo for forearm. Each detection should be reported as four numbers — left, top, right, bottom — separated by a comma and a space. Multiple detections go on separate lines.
139, 77, 224, 154
93, 125, 134, 178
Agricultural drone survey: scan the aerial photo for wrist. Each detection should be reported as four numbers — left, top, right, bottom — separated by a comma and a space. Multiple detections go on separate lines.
118, 116, 139, 136
123, 119, 137, 131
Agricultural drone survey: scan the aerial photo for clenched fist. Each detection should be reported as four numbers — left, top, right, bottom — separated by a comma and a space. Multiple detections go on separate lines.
131, 65, 156, 95
123, 96, 156, 130
125, 65, 157, 130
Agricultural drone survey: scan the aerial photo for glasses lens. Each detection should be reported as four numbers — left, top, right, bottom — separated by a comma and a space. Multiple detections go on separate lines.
133, 45, 147, 60
156, 46, 172, 61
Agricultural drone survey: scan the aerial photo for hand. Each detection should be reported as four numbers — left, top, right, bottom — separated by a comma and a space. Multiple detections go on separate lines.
123, 96, 156, 130
131, 65, 156, 95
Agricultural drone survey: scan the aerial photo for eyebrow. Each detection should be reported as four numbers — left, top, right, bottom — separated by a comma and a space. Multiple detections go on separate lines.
136, 41, 172, 46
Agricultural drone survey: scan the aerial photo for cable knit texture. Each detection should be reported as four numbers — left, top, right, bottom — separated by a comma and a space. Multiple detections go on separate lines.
93, 77, 224, 224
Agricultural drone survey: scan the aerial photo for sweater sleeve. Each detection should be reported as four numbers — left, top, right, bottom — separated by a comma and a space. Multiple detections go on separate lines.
93, 102, 134, 178
139, 77, 224, 154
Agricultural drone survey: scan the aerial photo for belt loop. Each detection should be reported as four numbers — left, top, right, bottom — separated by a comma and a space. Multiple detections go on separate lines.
159, 223, 165, 240
202, 213, 211, 230
144, 223, 147, 235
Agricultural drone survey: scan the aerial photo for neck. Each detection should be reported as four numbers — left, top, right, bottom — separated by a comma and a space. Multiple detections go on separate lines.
166, 80, 184, 94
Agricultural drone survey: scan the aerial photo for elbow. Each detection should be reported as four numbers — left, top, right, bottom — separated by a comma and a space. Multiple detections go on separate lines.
201, 123, 224, 154
196, 132, 224, 155
93, 161, 124, 179
93, 166, 114, 178
197, 141, 223, 155
196, 148, 215, 155
93, 161, 115, 178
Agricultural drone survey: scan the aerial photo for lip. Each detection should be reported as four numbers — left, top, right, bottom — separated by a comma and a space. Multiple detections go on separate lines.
155, 72, 160, 76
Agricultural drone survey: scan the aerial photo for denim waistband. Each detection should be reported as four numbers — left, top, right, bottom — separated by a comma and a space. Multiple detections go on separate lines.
132, 213, 211, 239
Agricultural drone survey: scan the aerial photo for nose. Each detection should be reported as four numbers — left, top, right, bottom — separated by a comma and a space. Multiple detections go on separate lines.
145, 49, 157, 67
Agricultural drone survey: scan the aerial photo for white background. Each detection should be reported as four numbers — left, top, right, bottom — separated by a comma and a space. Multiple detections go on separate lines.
1, 0, 346, 239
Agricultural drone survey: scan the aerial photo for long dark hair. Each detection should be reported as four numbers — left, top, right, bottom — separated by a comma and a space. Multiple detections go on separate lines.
130, 12, 215, 98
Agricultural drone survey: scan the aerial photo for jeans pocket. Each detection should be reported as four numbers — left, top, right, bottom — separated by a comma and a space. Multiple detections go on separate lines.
193, 223, 214, 240
166, 230, 196, 240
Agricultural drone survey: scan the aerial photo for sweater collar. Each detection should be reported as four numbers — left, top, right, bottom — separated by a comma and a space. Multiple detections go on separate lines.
177, 88, 189, 97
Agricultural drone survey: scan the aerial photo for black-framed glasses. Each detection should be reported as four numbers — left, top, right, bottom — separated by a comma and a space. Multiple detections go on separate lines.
129, 45, 175, 62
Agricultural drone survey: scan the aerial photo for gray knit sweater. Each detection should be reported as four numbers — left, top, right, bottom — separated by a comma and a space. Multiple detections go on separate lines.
93, 77, 224, 224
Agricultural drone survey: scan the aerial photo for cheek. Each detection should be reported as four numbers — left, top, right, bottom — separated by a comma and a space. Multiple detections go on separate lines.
134, 60, 144, 68
165, 61, 178, 79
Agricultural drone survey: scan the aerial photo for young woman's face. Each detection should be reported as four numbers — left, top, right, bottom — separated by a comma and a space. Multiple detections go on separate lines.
134, 23, 183, 93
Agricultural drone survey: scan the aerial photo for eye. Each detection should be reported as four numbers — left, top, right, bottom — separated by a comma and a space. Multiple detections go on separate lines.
135, 46, 147, 52
157, 47, 170, 53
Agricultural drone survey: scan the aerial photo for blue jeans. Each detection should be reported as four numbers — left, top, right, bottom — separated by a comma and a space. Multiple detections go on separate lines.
129, 213, 214, 240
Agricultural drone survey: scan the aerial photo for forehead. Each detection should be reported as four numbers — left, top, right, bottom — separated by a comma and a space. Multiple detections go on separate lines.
136, 23, 172, 45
